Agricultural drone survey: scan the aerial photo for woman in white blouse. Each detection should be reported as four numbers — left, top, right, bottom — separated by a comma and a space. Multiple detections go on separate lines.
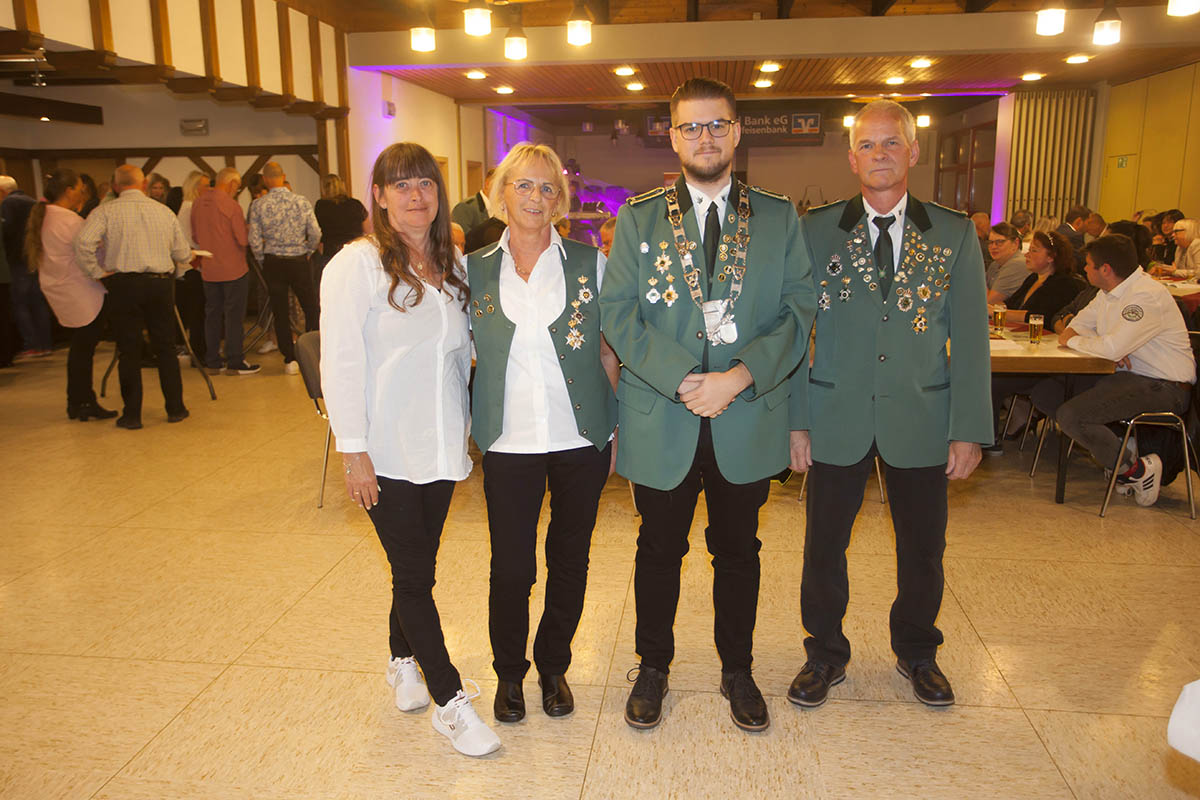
1169, 219, 1200, 278
467, 144, 619, 724
320, 143, 499, 758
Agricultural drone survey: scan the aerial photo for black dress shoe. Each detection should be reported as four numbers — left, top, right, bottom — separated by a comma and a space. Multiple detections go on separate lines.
897, 659, 955, 707
493, 679, 525, 722
624, 665, 668, 729
166, 408, 190, 423
787, 661, 846, 708
73, 401, 118, 421
720, 670, 769, 731
538, 673, 574, 717
115, 415, 143, 430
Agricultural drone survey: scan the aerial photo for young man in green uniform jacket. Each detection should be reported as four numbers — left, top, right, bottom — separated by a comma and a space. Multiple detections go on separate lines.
787, 99, 992, 710
599, 77, 815, 733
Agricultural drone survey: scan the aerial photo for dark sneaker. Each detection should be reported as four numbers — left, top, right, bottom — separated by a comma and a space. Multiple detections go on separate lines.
226, 362, 262, 375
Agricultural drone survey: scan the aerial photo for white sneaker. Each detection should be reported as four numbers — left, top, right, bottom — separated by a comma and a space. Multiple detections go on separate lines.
284, 360, 300, 375
257, 339, 278, 354
1129, 454, 1163, 507
432, 682, 501, 757
386, 656, 430, 711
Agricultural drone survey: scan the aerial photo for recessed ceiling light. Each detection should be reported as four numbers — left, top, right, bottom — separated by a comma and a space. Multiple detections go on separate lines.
760, 61, 781, 73
753, 79, 773, 88
889, 92, 901, 97
920, 92, 931, 97
1168, 0, 1200, 16
843, 116, 855, 128
845, 93, 856, 98
466, 70, 487, 80
910, 58, 932, 69
885, 76, 905, 85
1065, 54, 1091, 64
625, 82, 644, 92
1022, 72, 1044, 81
916, 115, 931, 127
495, 85, 514, 94
614, 66, 635, 77
39, 115, 49, 122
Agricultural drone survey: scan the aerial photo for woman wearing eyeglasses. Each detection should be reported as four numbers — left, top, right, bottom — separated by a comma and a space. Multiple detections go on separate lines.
468, 143, 619, 724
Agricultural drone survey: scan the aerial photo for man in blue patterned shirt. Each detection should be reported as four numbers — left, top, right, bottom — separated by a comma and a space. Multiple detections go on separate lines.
247, 162, 321, 374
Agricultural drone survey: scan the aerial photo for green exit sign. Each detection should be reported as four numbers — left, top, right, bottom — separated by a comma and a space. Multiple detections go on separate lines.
1117, 156, 1129, 168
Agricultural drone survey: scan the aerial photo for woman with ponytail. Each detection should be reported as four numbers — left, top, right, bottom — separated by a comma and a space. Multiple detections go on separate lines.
25, 168, 116, 420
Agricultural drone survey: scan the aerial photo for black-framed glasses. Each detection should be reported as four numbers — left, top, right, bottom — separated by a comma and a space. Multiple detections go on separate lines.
673, 119, 736, 140
507, 179, 561, 198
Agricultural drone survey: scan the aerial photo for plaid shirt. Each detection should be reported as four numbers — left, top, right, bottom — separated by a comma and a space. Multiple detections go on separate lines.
247, 187, 321, 261
75, 190, 192, 280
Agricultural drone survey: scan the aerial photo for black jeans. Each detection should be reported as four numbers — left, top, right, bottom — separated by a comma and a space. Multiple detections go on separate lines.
366, 477, 462, 706
802, 444, 948, 667
203, 274, 249, 368
482, 443, 611, 682
9, 263, 52, 351
262, 254, 317, 362
103, 272, 184, 419
632, 420, 769, 674
66, 297, 108, 408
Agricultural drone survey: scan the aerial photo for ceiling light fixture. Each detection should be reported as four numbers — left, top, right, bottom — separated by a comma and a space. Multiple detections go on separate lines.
566, 0, 592, 47
1167, 0, 1200, 16
760, 61, 781, 73
463, 0, 492, 37
39, 115, 49, 122
1022, 72, 1044, 81
910, 57, 932, 69
843, 116, 855, 128
625, 82, 644, 91
916, 115, 931, 127
614, 66, 634, 77
1093, 2, 1121, 45
410, 25, 435, 52
1035, 4, 1066, 36
753, 78, 773, 88
885, 76, 905, 85
466, 70, 487, 80
1065, 54, 1091, 64
504, 12, 527, 61
495, 85, 514, 94
845, 93, 856, 98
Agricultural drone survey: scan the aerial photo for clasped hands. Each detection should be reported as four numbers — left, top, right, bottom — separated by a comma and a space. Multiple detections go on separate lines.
677, 363, 753, 418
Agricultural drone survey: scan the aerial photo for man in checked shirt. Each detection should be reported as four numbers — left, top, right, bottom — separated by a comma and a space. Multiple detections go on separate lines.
247, 162, 321, 374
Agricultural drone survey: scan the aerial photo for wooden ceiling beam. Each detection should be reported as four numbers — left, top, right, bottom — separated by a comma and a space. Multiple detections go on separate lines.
44, 50, 117, 70
0, 91, 103, 124
0, 30, 44, 53
964, 0, 998, 11
150, 0, 172, 68
870, 0, 898, 15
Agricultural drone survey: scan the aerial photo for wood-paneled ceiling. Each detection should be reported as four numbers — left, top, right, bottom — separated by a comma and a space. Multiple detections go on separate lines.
292, 0, 1168, 32
386, 46, 1200, 104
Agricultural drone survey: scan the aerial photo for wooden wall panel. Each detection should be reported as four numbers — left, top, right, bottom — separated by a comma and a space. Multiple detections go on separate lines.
1134, 65, 1195, 214
1181, 66, 1200, 220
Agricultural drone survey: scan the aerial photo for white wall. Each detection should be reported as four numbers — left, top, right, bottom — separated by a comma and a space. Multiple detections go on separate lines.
37, 0, 91, 49
112, 1, 156, 66
215, 0, 247, 86
167, 0, 205, 77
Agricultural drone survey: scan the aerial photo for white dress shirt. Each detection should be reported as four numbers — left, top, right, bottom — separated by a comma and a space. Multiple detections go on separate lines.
489, 227, 607, 454
319, 238, 472, 483
862, 194, 908, 271
1067, 267, 1196, 384
686, 178, 731, 248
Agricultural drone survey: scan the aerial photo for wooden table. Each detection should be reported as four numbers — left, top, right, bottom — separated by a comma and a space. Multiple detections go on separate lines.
989, 332, 1115, 503
1158, 278, 1200, 313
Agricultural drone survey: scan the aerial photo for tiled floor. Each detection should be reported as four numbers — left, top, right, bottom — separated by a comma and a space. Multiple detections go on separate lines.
2, 345, 1199, 799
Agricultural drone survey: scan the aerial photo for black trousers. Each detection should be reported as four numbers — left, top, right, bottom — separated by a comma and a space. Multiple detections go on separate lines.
802, 444, 948, 667
633, 420, 769, 674
366, 477, 462, 706
175, 269, 207, 362
103, 273, 184, 419
482, 443, 611, 682
65, 297, 108, 408
262, 254, 317, 363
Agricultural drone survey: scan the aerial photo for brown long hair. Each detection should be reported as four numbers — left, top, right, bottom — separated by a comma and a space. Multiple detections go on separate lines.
24, 168, 78, 273
369, 143, 468, 312
1031, 230, 1075, 275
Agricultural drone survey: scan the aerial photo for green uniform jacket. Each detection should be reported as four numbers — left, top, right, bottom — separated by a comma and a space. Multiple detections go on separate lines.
467, 237, 617, 454
788, 193, 993, 468
599, 176, 815, 491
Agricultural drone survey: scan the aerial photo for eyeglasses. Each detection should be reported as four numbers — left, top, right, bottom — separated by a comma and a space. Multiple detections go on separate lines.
986, 238, 1010, 246
673, 119, 736, 140
507, 179, 561, 198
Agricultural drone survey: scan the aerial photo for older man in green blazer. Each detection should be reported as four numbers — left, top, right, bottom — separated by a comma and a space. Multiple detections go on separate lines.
600, 77, 814, 733
787, 100, 992, 710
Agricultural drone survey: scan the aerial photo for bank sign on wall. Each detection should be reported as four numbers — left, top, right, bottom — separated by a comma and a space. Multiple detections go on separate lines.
645, 108, 823, 147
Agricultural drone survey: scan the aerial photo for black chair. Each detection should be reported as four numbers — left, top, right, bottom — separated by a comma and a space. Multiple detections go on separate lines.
294, 331, 331, 508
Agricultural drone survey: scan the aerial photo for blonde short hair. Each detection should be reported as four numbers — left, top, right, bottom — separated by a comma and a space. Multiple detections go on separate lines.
182, 170, 210, 203
488, 143, 570, 224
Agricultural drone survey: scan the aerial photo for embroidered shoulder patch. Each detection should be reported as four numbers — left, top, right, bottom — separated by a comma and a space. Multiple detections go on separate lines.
1121, 304, 1144, 322
627, 187, 665, 206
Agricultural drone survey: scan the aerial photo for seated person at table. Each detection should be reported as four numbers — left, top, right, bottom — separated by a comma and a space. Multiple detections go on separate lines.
1030, 234, 1195, 506
1005, 230, 1083, 323
1050, 283, 1099, 334
1157, 219, 1200, 279
1150, 209, 1185, 265
986, 222, 1029, 304
1109, 220, 1152, 268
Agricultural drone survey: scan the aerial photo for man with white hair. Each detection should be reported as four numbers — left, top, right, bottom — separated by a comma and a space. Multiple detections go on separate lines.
192, 167, 259, 375
788, 99, 991, 709
75, 164, 194, 428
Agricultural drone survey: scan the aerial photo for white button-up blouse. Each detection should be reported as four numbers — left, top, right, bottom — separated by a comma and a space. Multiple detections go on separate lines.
320, 238, 472, 483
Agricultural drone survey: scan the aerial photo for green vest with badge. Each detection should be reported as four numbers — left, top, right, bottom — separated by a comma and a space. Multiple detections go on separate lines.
788, 193, 993, 468
599, 176, 815, 491
467, 237, 617, 454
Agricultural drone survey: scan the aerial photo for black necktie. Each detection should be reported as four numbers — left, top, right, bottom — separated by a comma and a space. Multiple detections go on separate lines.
874, 214, 896, 300
704, 202, 721, 283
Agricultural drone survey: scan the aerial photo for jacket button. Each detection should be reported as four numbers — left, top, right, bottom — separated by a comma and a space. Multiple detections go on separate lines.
882, 315, 889, 322
567, 378, 574, 384
696, 331, 704, 339
581, 429, 588, 436
559, 353, 565, 360
551, 326, 557, 333
878, 354, 886, 362
574, 403, 581, 410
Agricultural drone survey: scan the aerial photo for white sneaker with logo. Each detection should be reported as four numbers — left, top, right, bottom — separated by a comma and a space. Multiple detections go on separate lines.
386, 656, 430, 711
432, 682, 501, 757
1129, 454, 1163, 507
